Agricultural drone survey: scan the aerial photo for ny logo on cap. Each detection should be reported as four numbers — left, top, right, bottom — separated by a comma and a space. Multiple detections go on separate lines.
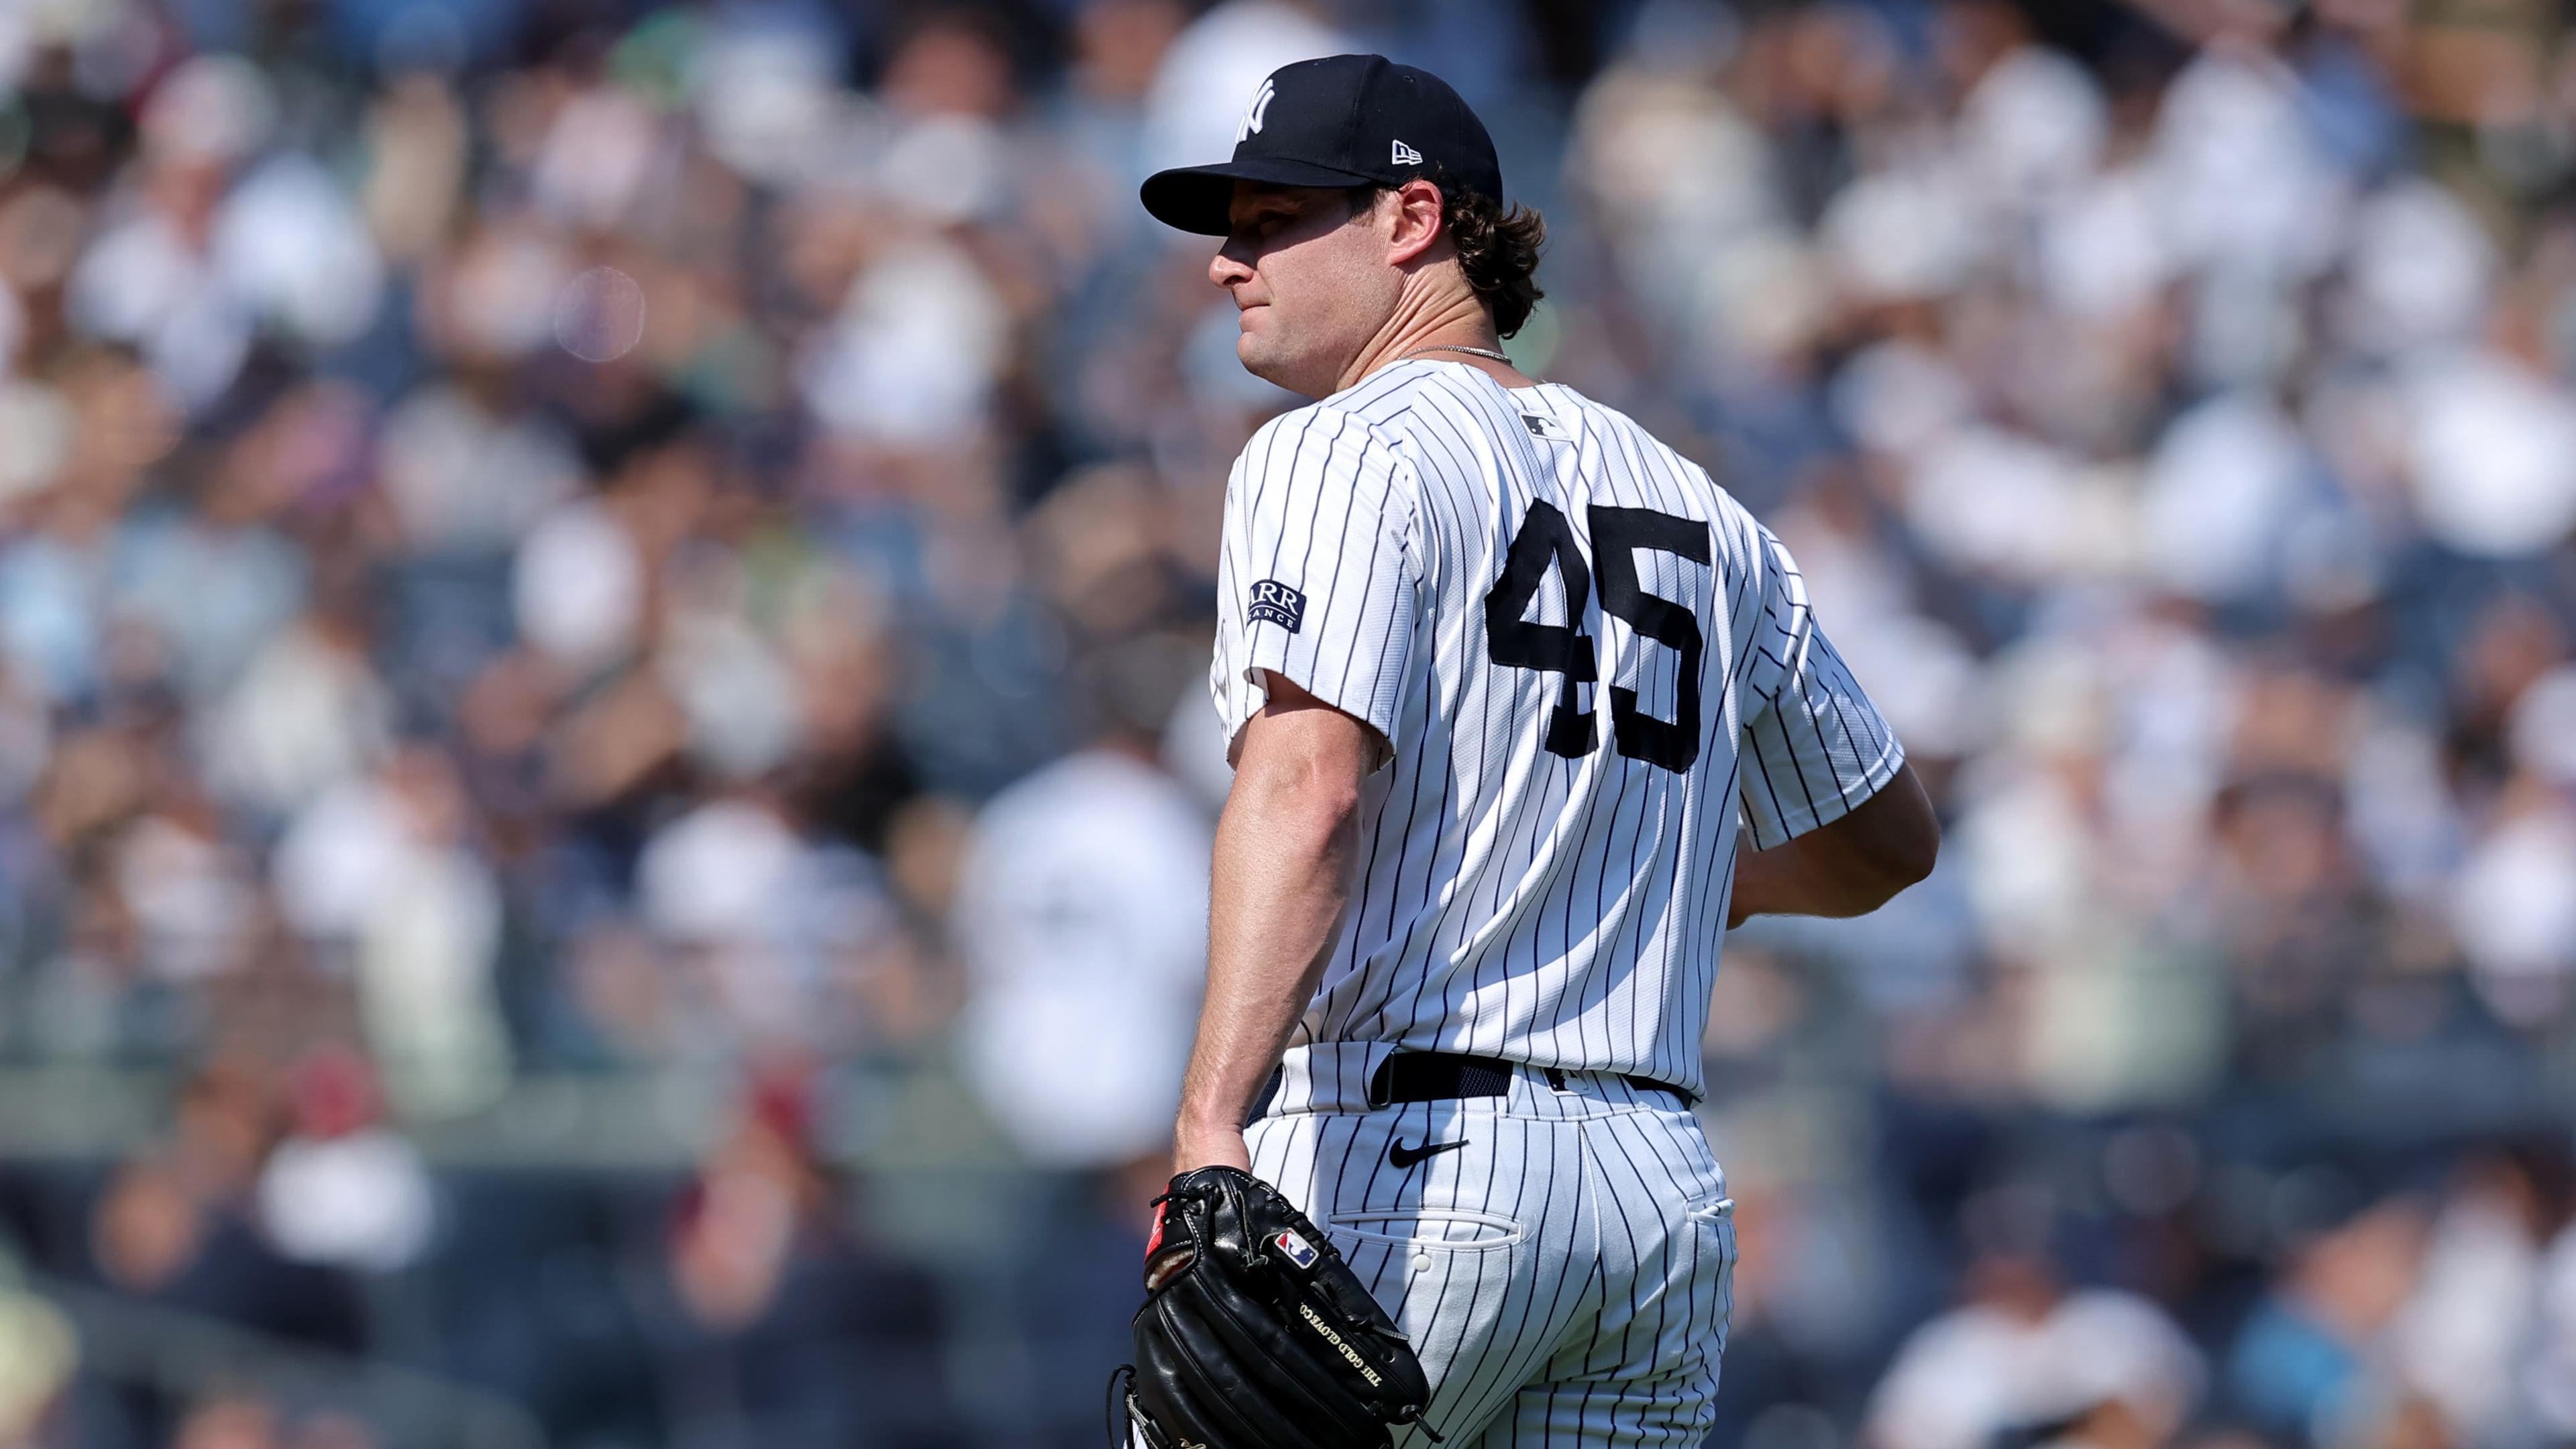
1237, 78, 1277, 142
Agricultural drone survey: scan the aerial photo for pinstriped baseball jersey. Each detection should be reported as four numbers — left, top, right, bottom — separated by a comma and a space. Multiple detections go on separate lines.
1212, 358, 1904, 1099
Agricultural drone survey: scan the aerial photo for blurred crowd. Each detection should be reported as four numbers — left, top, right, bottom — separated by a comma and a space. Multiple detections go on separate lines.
2, 0, 2575, 1446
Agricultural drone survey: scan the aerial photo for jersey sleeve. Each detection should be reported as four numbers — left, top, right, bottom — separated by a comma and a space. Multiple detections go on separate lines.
1737, 523, 1904, 849
1209, 407, 1421, 763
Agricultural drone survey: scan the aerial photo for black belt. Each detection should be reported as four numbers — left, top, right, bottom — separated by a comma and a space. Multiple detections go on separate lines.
1367, 1051, 1690, 1109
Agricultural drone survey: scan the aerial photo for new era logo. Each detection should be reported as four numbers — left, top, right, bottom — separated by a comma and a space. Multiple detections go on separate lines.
1248, 579, 1305, 633
1391, 138, 1424, 166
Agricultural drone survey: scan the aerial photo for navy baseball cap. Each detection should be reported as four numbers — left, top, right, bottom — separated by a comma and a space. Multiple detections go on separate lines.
1140, 54, 1505, 236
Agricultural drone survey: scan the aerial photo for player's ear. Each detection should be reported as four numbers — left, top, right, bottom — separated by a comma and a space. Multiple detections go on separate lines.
1385, 180, 1445, 267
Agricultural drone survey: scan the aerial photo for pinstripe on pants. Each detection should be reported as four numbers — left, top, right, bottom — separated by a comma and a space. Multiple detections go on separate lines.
1247, 1044, 1737, 1448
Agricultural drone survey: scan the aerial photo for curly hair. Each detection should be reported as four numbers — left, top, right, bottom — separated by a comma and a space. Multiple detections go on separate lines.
1350, 177, 1548, 337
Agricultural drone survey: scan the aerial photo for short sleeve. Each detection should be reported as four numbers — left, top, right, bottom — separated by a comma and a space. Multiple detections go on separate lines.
1209, 407, 1419, 763
1737, 523, 1904, 848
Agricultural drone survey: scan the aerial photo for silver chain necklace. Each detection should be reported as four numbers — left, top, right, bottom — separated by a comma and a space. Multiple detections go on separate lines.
1397, 342, 1513, 365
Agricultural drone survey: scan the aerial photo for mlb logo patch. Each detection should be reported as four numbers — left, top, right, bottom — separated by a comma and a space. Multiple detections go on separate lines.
1248, 579, 1307, 633
1272, 1229, 1320, 1269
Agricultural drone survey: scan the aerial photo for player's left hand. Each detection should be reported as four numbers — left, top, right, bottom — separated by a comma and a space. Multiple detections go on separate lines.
1172, 1120, 1252, 1176
1119, 1164, 1436, 1449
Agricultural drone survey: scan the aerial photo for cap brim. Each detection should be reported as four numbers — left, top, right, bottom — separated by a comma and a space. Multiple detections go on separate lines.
1140, 158, 1381, 235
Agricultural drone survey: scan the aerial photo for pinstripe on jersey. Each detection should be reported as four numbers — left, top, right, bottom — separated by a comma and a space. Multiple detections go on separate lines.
1211, 359, 1902, 1101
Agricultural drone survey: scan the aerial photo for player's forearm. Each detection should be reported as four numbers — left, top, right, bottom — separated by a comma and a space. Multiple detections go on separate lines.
1726, 837, 1899, 923
1176, 746, 1361, 1157
1728, 763, 1939, 926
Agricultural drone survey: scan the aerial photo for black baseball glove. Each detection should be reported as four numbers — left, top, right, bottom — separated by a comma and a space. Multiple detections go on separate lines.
1114, 1165, 1439, 1448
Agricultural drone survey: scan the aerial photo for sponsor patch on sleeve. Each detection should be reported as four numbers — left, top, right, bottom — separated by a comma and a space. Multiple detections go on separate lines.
1248, 579, 1307, 633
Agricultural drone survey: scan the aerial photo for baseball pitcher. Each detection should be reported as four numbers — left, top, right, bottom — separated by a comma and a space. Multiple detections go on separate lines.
1121, 55, 1941, 1449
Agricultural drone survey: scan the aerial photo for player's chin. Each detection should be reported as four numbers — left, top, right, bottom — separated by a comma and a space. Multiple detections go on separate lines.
1236, 349, 1305, 394
1235, 331, 1285, 378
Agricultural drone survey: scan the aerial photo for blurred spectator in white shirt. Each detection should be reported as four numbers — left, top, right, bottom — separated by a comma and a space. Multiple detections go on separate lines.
1866, 1185, 2204, 1449
256, 1044, 434, 1274
274, 748, 509, 1118
951, 635, 1212, 1171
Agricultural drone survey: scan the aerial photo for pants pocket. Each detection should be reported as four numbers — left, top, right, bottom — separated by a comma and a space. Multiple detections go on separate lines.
1686, 1195, 1739, 1352
1323, 1207, 1524, 1252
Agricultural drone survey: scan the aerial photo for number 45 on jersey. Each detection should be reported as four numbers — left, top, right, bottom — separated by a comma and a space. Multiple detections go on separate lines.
1485, 501, 1711, 774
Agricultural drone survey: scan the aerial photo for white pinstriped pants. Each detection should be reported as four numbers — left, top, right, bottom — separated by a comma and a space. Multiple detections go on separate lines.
1246, 1046, 1738, 1448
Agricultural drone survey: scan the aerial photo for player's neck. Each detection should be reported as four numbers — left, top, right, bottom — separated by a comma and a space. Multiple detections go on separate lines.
1341, 290, 1534, 393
